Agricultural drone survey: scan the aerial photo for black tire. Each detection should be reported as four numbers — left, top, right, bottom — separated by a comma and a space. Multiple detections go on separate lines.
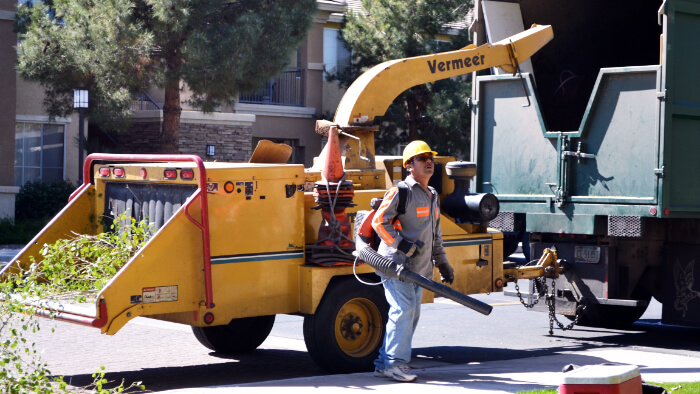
303, 276, 389, 373
192, 315, 275, 353
502, 233, 519, 258
572, 295, 651, 329
521, 232, 531, 261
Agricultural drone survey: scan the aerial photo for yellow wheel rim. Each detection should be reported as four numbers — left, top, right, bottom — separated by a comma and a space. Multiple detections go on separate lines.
334, 297, 383, 358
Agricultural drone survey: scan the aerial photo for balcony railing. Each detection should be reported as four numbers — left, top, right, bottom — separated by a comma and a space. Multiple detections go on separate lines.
130, 92, 162, 111
239, 67, 305, 107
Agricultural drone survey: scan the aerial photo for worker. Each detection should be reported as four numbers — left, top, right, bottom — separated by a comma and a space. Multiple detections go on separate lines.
371, 140, 454, 383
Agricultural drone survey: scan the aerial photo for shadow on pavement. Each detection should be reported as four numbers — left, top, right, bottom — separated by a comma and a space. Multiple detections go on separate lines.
56, 348, 325, 392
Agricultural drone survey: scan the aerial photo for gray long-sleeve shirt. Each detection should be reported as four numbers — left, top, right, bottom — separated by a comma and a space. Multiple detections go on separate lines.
371, 175, 449, 279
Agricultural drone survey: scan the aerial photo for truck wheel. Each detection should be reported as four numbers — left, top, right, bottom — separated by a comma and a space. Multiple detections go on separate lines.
192, 315, 275, 353
521, 232, 531, 261
303, 276, 389, 373
502, 233, 519, 258
575, 295, 651, 328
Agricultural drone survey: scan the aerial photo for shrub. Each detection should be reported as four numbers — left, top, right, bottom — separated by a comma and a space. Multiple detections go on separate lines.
15, 180, 77, 222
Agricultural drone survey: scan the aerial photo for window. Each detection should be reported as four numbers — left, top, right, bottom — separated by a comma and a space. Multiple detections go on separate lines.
15, 122, 65, 186
323, 28, 352, 81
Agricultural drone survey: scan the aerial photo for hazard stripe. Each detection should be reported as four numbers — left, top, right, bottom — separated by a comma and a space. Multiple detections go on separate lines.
416, 206, 430, 217
392, 219, 402, 230
373, 187, 398, 244
436, 208, 440, 219
443, 237, 492, 247
211, 251, 304, 264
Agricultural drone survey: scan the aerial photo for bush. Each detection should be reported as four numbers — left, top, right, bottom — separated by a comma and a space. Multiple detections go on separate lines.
15, 180, 77, 222
0, 218, 48, 245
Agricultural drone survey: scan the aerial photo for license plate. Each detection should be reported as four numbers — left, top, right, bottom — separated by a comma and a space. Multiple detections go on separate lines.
574, 246, 600, 264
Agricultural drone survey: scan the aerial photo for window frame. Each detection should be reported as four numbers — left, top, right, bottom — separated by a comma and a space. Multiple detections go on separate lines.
14, 121, 67, 186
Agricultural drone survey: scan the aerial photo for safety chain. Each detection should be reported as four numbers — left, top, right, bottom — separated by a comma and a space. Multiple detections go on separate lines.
514, 277, 545, 308
515, 277, 587, 335
545, 278, 586, 335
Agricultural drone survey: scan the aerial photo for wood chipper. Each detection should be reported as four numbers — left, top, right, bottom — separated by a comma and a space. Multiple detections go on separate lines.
1, 24, 561, 373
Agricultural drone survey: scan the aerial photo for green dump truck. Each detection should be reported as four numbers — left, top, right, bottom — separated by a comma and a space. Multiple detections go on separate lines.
470, 0, 700, 327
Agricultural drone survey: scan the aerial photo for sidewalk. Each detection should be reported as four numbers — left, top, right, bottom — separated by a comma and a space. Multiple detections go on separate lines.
159, 348, 700, 393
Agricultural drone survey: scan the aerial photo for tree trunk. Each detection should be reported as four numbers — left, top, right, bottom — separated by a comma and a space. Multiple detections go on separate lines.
405, 94, 419, 141
161, 78, 181, 154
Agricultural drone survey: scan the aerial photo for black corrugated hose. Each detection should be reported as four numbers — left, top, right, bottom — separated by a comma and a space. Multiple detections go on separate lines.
355, 236, 493, 316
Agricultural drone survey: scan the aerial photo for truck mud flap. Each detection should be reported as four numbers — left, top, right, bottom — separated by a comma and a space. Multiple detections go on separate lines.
664, 245, 700, 327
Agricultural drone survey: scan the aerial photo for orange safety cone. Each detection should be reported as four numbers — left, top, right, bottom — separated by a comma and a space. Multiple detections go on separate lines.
310, 125, 357, 266
322, 126, 345, 183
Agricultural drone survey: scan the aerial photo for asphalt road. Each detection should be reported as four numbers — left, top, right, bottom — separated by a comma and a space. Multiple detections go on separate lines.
6, 252, 700, 392
22, 288, 700, 391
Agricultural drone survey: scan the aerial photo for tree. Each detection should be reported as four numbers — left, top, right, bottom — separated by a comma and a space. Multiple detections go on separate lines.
16, 0, 316, 153
338, 0, 473, 159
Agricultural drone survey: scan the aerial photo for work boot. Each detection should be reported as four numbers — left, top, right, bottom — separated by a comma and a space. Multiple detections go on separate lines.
373, 368, 388, 378
384, 364, 417, 383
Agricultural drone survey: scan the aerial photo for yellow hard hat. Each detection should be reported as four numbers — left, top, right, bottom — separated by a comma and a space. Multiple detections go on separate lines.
402, 140, 438, 168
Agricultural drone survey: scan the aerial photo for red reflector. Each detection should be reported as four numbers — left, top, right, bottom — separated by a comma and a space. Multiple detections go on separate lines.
650, 208, 657, 216
204, 312, 215, 325
164, 169, 177, 179
181, 169, 195, 180
140, 168, 147, 179
99, 167, 110, 177
113, 167, 125, 178
664, 208, 670, 216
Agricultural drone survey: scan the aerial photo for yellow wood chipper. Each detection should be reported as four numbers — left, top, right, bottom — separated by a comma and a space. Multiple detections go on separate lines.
1, 24, 560, 373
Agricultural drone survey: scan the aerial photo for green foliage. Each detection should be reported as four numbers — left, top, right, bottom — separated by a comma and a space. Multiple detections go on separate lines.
0, 213, 151, 393
16, 0, 317, 134
339, 0, 474, 159
0, 180, 78, 245
15, 180, 77, 222
34, 213, 154, 302
0, 218, 48, 245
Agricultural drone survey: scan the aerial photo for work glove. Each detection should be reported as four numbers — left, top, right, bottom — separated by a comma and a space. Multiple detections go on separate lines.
436, 262, 454, 284
398, 239, 424, 258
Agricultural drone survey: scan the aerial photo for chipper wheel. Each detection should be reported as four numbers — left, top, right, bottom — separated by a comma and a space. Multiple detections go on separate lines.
303, 276, 389, 373
192, 315, 275, 353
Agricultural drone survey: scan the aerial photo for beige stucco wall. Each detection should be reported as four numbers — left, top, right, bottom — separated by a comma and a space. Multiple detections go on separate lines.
322, 80, 345, 117
251, 115, 321, 167
15, 78, 81, 184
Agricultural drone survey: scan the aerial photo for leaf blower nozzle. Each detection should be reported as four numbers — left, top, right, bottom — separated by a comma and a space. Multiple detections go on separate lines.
356, 237, 492, 316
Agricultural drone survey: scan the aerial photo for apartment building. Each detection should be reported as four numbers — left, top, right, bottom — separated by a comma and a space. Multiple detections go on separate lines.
0, 0, 348, 219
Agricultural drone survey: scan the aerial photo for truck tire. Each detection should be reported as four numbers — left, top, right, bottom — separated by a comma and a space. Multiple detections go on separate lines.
502, 233, 519, 258
303, 276, 389, 373
574, 295, 651, 328
192, 315, 275, 353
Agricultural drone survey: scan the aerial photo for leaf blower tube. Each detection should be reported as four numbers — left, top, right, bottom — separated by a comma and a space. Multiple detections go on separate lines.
356, 237, 492, 316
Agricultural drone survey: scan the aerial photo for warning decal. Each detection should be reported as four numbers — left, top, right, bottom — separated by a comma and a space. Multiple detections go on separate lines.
142, 286, 178, 303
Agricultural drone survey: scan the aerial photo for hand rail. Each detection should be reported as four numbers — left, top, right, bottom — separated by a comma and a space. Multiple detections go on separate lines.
73, 153, 214, 310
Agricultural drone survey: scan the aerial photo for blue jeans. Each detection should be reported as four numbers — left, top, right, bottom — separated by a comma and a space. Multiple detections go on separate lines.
374, 279, 423, 370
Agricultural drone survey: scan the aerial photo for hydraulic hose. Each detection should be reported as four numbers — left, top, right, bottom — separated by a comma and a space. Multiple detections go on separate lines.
356, 239, 493, 316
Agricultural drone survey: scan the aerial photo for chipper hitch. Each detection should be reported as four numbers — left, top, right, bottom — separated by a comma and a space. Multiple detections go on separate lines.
503, 248, 564, 284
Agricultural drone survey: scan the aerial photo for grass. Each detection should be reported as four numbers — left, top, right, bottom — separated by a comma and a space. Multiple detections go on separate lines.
516, 381, 700, 393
